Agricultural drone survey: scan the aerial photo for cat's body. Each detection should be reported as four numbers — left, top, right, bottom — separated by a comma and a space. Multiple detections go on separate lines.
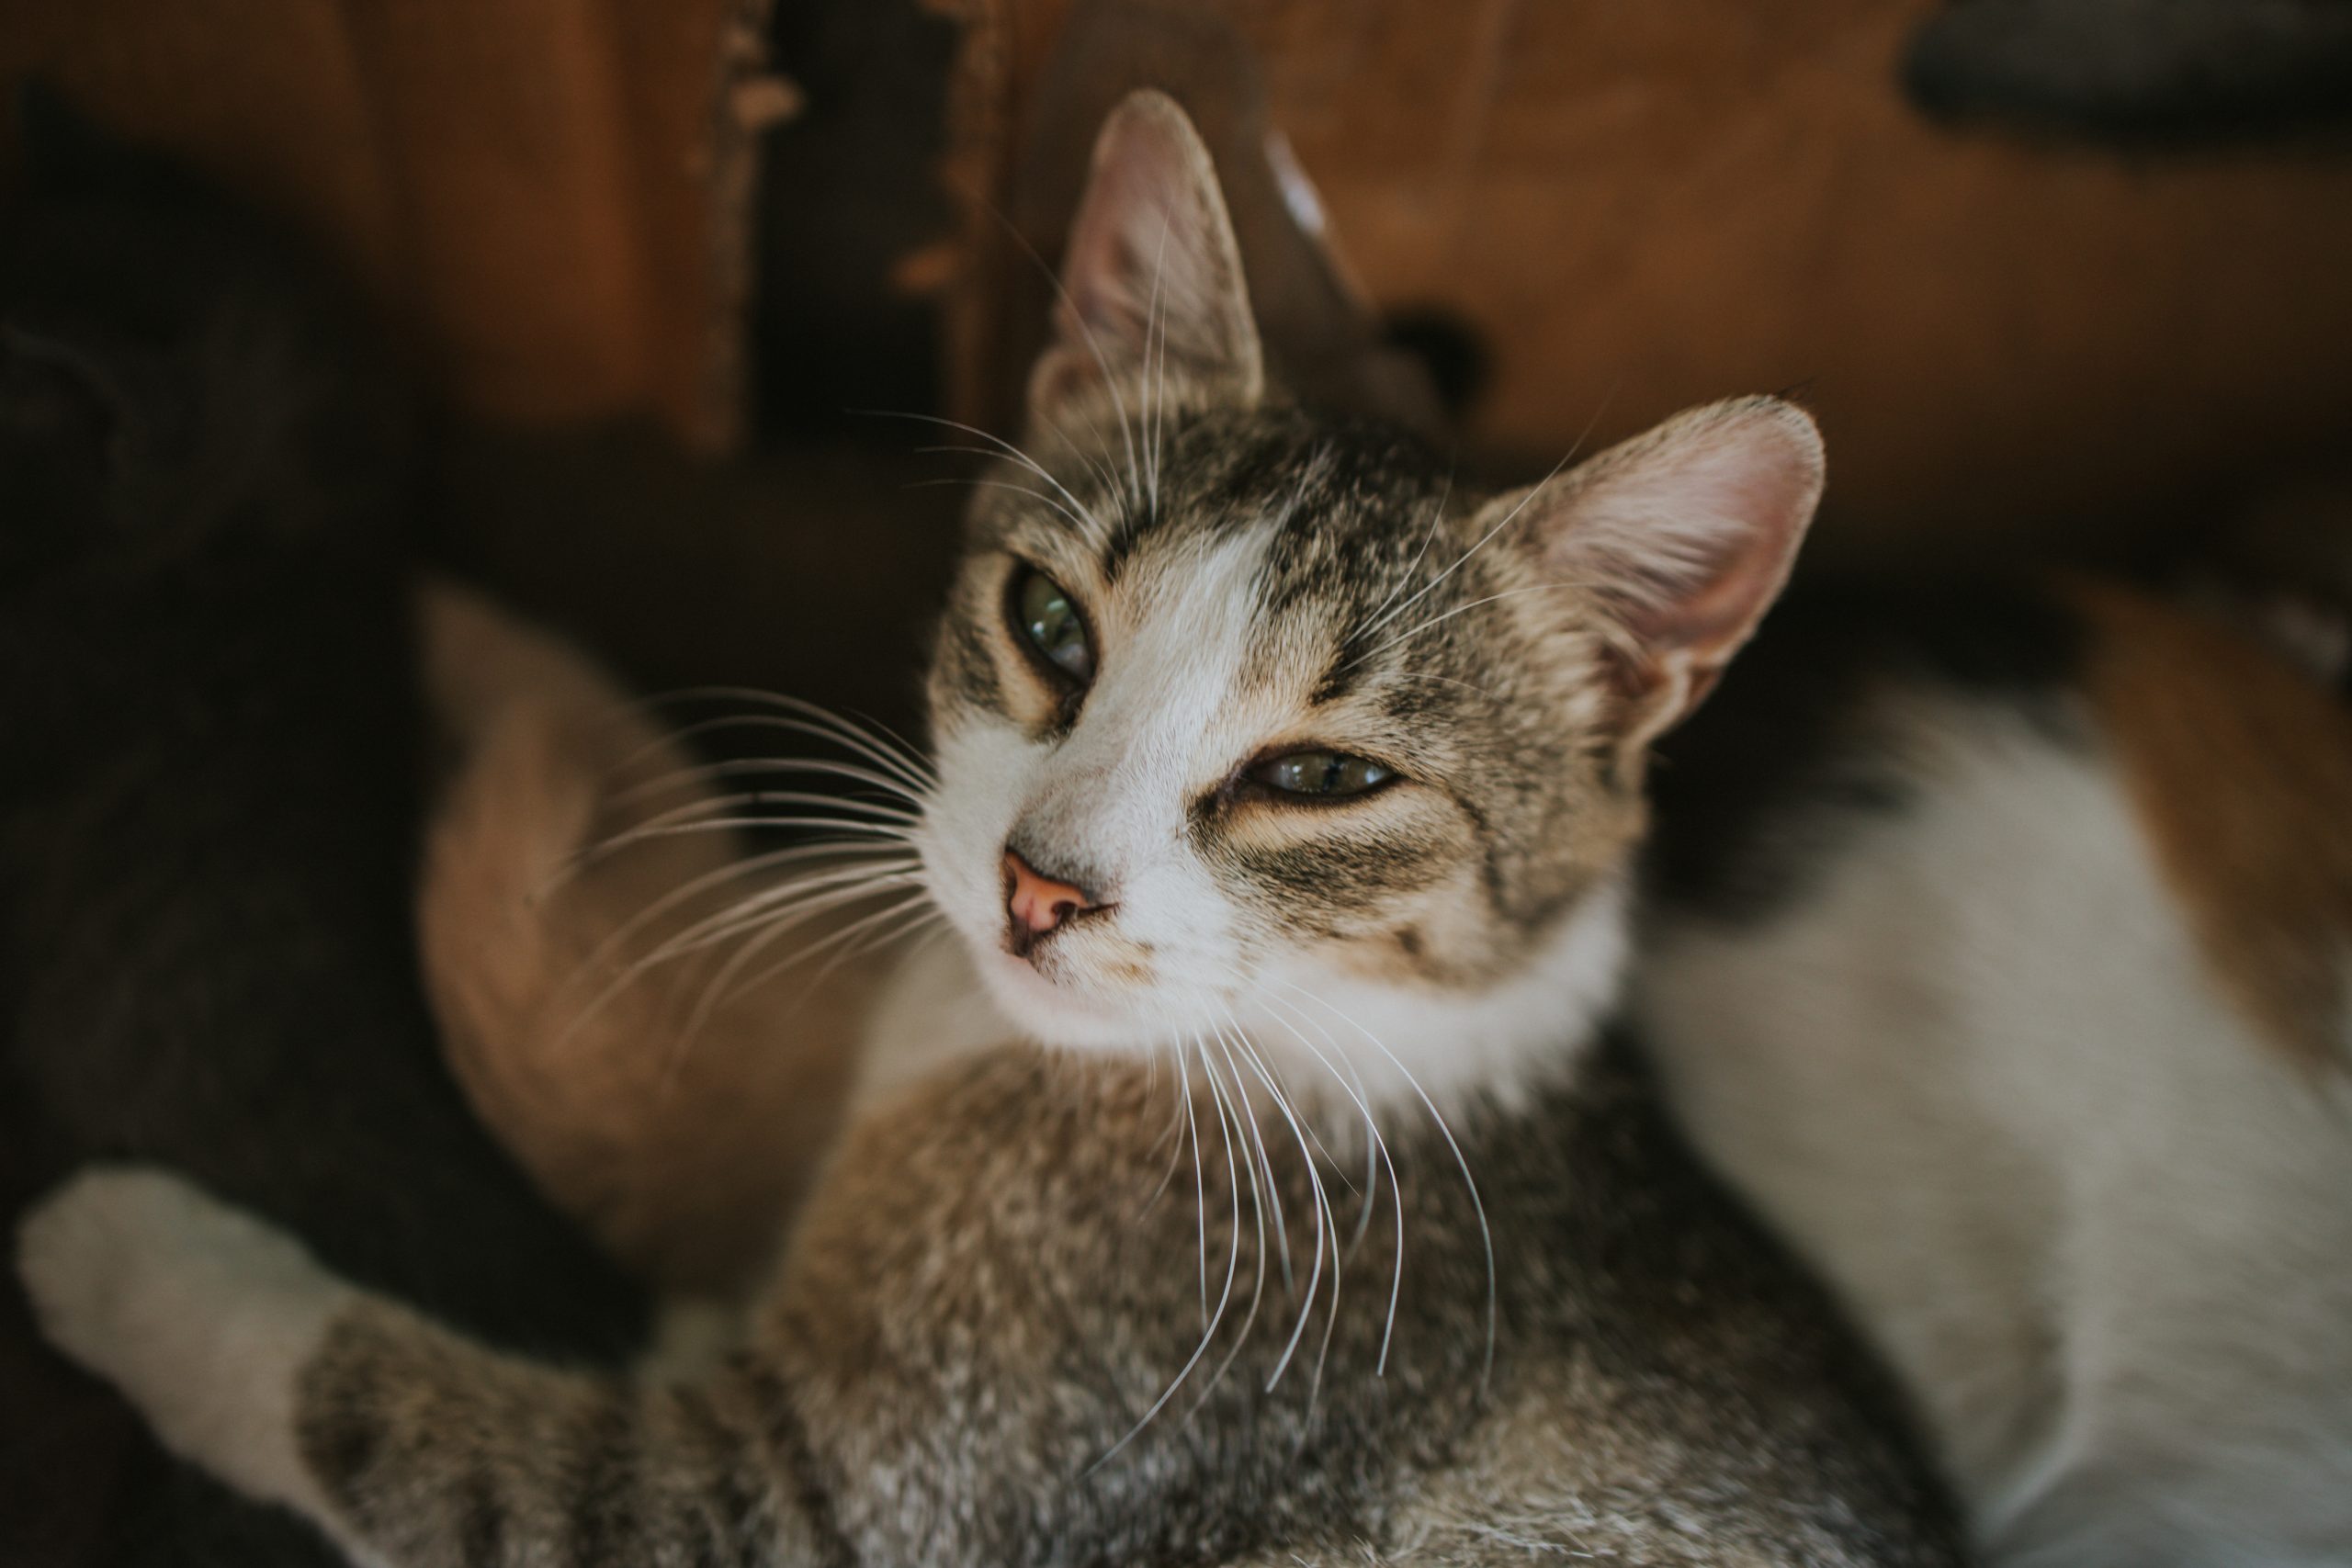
140, 1035, 1946, 1568
0, 99, 641, 1565
1641, 576, 2352, 1567
414, 582, 865, 1295
19, 92, 1962, 1565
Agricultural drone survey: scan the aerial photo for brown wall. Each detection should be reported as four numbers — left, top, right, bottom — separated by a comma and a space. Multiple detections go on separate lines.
7, 1, 2347, 568
942, 0, 2352, 565
0, 0, 776, 448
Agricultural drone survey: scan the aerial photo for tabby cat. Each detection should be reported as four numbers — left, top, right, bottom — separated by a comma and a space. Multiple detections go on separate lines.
20, 92, 1961, 1566
1641, 572, 2352, 1567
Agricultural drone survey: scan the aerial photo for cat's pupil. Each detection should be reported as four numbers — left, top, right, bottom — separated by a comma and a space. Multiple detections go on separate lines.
1015, 568, 1092, 682
1252, 750, 1393, 798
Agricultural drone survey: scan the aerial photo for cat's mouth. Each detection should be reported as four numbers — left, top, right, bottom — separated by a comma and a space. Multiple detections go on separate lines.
989, 940, 1121, 1003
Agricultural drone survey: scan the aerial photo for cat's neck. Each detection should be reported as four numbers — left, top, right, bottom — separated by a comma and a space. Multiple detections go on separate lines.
854, 879, 1630, 1126
1236, 878, 1632, 1123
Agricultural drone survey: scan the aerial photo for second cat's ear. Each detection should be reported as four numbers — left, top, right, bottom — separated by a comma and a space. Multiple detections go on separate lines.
1029, 90, 1264, 432
1494, 396, 1825, 751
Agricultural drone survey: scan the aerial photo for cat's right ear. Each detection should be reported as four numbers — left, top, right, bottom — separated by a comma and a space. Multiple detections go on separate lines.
1028, 90, 1265, 432
1498, 396, 1826, 757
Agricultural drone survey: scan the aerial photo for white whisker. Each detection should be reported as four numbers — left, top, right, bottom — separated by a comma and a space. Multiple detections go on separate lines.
616, 716, 933, 804
1373, 670, 1510, 706
1223, 1010, 1336, 1395
1145, 210, 1174, 522
571, 809, 915, 874
917, 445, 1119, 548
960, 194, 1147, 507
1183, 1034, 1272, 1426
611, 773, 922, 825
1351, 462, 1455, 638
562, 862, 920, 1037
684, 886, 933, 1047
1089, 1032, 1243, 1473
1136, 1045, 1192, 1219
624, 688, 935, 796
555, 839, 906, 980
539, 794, 902, 901
613, 757, 928, 816
1180, 1043, 1207, 1328
652, 865, 925, 973
1216, 1016, 1289, 1295
1350, 581, 1594, 668
1277, 978, 1496, 1387
909, 475, 1105, 543
1350, 396, 1613, 651
1237, 978, 1398, 1401
657, 886, 928, 1083
784, 894, 946, 1006
875, 409, 1110, 538
1251, 987, 1389, 1251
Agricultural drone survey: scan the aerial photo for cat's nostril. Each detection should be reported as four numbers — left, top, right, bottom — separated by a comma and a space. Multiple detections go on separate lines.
1001, 848, 1101, 950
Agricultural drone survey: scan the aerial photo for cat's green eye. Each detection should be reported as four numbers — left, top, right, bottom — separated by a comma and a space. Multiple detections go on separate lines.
1249, 750, 1396, 799
1012, 567, 1093, 684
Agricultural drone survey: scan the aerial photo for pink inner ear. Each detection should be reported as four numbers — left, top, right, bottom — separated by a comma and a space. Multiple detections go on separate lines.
1635, 465, 1812, 654
1594, 412, 1823, 666
1058, 134, 1161, 343
1029, 91, 1261, 425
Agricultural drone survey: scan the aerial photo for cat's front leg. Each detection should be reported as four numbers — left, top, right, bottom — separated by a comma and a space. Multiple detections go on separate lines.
18, 1168, 806, 1568
17, 1168, 368, 1546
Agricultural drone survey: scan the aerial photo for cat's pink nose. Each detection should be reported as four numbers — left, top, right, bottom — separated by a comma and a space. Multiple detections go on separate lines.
1003, 848, 1097, 953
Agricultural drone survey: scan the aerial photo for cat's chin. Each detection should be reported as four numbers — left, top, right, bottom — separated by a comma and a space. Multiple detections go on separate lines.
970, 945, 1176, 1055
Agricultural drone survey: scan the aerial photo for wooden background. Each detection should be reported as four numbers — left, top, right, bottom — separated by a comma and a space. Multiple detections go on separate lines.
3, 0, 2347, 574
0, 0, 776, 448
942, 0, 2352, 565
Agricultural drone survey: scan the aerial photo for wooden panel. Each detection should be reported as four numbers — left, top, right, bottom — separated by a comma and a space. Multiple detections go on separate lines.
0, 0, 774, 446
943, 0, 2352, 564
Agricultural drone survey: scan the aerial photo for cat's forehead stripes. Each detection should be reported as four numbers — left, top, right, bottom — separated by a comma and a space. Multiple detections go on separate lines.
2069, 581, 2352, 1073
1029, 405, 1495, 706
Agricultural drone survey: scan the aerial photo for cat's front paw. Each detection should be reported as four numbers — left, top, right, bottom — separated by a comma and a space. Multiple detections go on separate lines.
20, 1166, 300, 1377
17, 1166, 351, 1508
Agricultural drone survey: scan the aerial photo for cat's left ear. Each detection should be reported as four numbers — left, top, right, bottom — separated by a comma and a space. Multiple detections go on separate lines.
1505, 396, 1825, 752
1028, 90, 1265, 432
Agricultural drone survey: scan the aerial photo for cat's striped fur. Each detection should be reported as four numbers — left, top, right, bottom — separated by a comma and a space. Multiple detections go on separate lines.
28, 1039, 1957, 1568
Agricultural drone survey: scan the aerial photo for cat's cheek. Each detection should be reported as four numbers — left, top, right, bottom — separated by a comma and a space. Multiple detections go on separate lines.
924, 720, 1049, 934
17, 1167, 356, 1526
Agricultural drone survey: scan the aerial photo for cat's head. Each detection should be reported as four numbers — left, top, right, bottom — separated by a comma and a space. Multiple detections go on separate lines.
918, 92, 1821, 1104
